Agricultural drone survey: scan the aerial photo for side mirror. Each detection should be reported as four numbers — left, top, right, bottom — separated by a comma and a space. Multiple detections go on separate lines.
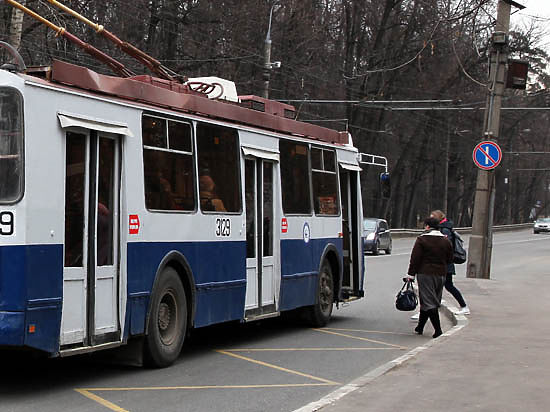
380, 172, 391, 199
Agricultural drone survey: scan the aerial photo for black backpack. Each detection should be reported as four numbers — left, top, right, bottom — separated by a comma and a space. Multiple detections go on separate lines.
451, 230, 467, 264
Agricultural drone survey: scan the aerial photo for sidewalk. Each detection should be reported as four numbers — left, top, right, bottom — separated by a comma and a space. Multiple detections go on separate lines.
314, 271, 550, 411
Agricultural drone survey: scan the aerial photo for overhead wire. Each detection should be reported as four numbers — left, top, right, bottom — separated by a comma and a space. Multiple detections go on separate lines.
5, 0, 516, 141
451, 34, 487, 87
7, 0, 493, 99
108, 0, 492, 100
4, 2, 546, 172
343, 19, 442, 79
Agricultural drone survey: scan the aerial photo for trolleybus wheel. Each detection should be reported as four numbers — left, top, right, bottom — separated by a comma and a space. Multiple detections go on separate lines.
144, 267, 187, 367
306, 261, 334, 327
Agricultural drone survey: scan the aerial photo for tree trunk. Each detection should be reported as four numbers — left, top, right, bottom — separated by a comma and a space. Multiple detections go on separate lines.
8, 1, 25, 51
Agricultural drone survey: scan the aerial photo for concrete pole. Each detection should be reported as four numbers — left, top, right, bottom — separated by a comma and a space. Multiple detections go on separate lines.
467, 0, 511, 279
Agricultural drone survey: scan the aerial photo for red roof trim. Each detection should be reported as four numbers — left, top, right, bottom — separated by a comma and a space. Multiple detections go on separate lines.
49, 60, 348, 145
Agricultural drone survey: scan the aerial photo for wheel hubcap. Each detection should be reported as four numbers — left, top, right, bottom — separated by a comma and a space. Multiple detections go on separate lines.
158, 290, 178, 345
319, 270, 333, 315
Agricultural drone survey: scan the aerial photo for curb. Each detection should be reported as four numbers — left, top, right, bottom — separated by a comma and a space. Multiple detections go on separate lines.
292, 304, 468, 412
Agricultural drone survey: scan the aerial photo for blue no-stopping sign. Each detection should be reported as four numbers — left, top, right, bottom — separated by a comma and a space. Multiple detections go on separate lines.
473, 141, 502, 170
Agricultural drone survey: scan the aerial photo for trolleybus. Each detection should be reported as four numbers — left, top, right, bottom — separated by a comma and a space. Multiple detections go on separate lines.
0, 45, 365, 368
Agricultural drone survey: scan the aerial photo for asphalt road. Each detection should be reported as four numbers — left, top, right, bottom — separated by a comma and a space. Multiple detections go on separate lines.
1, 229, 546, 412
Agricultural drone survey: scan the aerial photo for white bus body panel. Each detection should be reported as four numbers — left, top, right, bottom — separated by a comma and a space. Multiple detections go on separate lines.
23, 81, 135, 347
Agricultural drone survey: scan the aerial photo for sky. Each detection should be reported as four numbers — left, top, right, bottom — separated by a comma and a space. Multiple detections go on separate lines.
510, 0, 550, 52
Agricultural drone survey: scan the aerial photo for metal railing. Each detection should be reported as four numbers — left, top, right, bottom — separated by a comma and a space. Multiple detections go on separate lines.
390, 223, 533, 238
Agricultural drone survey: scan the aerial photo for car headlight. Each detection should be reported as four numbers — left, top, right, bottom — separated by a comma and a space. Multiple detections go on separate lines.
366, 232, 376, 240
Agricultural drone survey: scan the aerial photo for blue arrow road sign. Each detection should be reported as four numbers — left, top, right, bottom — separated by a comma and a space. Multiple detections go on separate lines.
473, 141, 502, 170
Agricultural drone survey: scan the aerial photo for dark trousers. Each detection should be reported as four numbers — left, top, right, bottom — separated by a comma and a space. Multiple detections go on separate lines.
444, 273, 466, 308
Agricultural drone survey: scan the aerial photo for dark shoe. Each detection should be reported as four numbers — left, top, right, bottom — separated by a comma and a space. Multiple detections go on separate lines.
428, 308, 442, 338
414, 311, 429, 335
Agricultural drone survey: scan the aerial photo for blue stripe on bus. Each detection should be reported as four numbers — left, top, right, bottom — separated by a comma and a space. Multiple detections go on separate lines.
0, 238, 344, 352
127, 238, 342, 331
279, 238, 342, 311
127, 240, 247, 331
0, 311, 25, 346
0, 244, 63, 353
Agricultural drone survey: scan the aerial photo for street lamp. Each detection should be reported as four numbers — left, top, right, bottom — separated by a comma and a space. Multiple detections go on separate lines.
262, 3, 281, 99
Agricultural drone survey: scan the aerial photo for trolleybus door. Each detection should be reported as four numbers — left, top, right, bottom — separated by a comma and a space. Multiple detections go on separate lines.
244, 158, 278, 317
339, 167, 361, 298
62, 131, 121, 347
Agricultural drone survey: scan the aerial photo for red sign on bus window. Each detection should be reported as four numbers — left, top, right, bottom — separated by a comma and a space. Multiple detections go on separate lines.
129, 214, 140, 234
281, 218, 288, 233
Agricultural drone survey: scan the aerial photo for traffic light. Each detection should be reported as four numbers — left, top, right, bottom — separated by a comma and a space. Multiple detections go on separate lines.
380, 172, 391, 199
506, 60, 528, 90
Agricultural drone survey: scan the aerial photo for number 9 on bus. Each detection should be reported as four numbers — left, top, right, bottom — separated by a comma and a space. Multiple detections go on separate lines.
0, 211, 15, 236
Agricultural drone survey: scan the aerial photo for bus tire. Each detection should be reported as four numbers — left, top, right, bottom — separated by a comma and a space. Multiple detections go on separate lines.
144, 267, 187, 368
306, 261, 334, 327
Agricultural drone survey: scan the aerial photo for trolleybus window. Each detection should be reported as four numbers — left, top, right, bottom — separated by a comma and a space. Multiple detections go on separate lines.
64, 132, 86, 267
197, 123, 240, 213
142, 115, 195, 211
312, 147, 339, 215
280, 141, 311, 214
0, 88, 23, 203
97, 138, 115, 266
245, 160, 255, 258
263, 162, 273, 256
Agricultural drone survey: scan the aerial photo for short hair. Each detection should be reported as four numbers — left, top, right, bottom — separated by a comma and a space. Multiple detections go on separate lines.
424, 217, 440, 229
430, 210, 445, 221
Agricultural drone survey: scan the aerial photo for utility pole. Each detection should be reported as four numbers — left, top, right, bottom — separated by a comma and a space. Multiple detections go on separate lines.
467, 0, 523, 279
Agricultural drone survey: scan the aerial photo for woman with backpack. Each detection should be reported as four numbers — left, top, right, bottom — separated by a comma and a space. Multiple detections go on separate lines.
431, 210, 470, 315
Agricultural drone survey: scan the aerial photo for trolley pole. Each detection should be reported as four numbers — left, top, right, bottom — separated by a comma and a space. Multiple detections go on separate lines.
467, 0, 512, 279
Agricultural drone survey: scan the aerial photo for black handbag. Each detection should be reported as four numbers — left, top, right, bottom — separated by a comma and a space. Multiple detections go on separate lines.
395, 280, 418, 311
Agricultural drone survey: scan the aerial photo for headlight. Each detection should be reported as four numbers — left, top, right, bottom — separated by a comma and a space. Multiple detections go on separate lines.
366, 232, 376, 240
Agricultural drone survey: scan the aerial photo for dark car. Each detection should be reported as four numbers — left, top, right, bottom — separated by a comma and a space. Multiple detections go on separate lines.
363, 218, 392, 255
534, 217, 550, 234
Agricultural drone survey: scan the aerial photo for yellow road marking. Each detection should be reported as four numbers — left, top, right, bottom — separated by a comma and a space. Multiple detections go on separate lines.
225, 347, 398, 352
75, 389, 129, 412
75, 383, 335, 412
75, 330, 408, 410
215, 350, 339, 385
313, 328, 407, 350
78, 383, 334, 392
324, 327, 413, 336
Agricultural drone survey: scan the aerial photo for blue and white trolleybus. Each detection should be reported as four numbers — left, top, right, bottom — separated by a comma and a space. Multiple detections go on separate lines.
0, 37, 365, 368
